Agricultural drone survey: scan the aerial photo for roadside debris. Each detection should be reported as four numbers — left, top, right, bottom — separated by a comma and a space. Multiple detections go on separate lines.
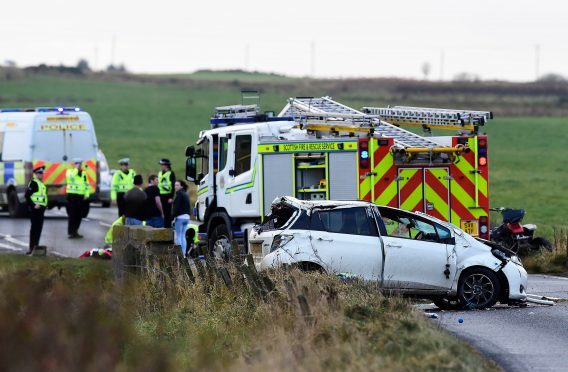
424, 312, 439, 319
526, 294, 556, 306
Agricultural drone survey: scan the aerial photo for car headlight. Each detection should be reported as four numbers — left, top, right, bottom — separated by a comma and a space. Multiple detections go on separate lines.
510, 255, 523, 266
270, 234, 294, 253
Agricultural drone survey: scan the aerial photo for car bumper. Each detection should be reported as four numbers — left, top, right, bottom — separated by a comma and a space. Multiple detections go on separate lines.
502, 262, 528, 301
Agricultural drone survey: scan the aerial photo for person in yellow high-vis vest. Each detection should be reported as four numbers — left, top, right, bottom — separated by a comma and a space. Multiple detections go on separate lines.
111, 158, 136, 217
24, 166, 48, 254
158, 158, 176, 228
66, 158, 90, 239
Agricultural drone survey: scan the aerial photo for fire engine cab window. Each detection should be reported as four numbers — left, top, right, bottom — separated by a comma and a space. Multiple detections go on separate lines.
314, 207, 376, 236
201, 138, 210, 176
219, 137, 229, 171
234, 135, 252, 176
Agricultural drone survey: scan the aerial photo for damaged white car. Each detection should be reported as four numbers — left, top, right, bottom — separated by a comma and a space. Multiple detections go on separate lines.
249, 196, 528, 310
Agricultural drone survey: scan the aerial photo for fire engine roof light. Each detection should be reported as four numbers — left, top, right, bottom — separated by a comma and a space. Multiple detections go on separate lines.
57, 107, 64, 112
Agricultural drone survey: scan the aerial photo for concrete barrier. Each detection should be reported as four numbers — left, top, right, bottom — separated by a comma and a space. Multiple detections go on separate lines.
112, 225, 175, 279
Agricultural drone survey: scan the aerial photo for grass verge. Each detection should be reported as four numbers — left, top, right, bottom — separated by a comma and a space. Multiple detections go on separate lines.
523, 226, 568, 274
0, 254, 495, 371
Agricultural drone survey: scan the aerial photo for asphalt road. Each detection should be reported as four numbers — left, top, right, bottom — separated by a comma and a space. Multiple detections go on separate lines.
424, 275, 568, 372
0, 204, 118, 257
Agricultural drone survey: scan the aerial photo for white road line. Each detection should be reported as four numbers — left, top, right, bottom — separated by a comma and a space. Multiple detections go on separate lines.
1, 235, 29, 248
50, 251, 67, 257
99, 222, 111, 228
0, 242, 22, 251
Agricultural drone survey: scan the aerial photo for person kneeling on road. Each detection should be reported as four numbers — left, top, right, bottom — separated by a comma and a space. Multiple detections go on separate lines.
124, 175, 146, 225
172, 180, 190, 257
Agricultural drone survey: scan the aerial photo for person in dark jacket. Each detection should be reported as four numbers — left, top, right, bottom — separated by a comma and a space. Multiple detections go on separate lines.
25, 166, 47, 254
144, 174, 164, 228
124, 175, 146, 225
172, 180, 190, 256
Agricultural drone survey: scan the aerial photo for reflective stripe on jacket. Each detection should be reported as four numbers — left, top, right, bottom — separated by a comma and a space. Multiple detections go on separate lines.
111, 169, 136, 200
158, 170, 172, 195
66, 168, 90, 197
30, 177, 48, 207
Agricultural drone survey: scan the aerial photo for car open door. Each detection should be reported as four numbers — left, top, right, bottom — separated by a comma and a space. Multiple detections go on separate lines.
310, 206, 383, 281
377, 207, 457, 292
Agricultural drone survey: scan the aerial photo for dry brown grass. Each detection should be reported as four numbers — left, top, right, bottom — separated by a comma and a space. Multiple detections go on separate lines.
0, 256, 496, 371
522, 226, 568, 274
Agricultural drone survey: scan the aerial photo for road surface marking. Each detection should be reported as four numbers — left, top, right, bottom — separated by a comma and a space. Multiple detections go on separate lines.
50, 251, 67, 257
0, 242, 22, 251
0, 234, 28, 247
99, 222, 111, 228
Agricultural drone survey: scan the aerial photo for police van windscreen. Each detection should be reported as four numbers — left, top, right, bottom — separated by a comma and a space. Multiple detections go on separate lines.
33, 120, 97, 162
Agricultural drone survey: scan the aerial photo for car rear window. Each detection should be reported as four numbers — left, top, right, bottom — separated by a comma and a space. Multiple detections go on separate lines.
312, 207, 377, 236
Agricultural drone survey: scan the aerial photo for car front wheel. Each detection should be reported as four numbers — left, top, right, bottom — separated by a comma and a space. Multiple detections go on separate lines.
458, 268, 501, 310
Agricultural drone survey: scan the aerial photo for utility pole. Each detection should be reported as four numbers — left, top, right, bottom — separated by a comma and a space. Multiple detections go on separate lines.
111, 35, 116, 67
94, 46, 98, 71
439, 48, 445, 81
535, 44, 540, 81
245, 44, 249, 71
310, 42, 315, 77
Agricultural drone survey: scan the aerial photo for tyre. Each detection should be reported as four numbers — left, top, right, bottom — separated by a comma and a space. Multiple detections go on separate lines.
458, 267, 501, 310
433, 298, 462, 310
531, 237, 553, 252
102, 201, 111, 208
7, 189, 28, 218
209, 224, 232, 261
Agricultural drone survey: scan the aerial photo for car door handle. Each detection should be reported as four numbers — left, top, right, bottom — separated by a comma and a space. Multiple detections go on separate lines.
386, 243, 402, 248
317, 237, 333, 242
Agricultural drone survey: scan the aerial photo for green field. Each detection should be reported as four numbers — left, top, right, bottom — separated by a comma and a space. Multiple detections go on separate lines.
1, 74, 567, 236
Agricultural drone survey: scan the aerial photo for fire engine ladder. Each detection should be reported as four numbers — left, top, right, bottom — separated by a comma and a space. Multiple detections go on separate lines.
278, 96, 444, 149
362, 106, 493, 133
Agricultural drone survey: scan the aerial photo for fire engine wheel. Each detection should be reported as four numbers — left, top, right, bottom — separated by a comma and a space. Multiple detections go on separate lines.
458, 268, 501, 310
210, 224, 232, 261
7, 189, 28, 218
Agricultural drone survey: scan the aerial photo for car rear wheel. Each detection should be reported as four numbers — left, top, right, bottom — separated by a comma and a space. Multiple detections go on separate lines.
458, 268, 501, 310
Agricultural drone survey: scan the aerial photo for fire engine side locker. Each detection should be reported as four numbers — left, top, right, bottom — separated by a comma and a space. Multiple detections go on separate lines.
260, 153, 294, 216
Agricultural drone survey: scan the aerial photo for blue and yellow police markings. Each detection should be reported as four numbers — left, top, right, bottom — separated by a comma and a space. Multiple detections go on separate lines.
258, 141, 357, 154
0, 161, 26, 186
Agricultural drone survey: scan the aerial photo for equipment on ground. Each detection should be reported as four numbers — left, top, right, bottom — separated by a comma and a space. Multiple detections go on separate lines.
0, 107, 100, 217
185, 95, 493, 258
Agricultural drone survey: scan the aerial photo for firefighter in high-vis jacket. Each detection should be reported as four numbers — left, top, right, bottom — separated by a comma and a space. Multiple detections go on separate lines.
158, 158, 176, 228
24, 165, 47, 254
111, 158, 136, 217
66, 158, 90, 239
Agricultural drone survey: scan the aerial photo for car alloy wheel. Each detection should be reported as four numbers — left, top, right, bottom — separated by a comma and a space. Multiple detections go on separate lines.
458, 268, 501, 310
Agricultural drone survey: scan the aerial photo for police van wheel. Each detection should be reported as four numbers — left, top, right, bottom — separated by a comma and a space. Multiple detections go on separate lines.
210, 224, 232, 261
7, 190, 28, 218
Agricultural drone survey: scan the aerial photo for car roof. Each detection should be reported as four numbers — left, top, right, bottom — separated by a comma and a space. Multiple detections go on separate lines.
274, 196, 372, 210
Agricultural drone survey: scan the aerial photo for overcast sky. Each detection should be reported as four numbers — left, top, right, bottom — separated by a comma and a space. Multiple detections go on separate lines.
1, 0, 567, 81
